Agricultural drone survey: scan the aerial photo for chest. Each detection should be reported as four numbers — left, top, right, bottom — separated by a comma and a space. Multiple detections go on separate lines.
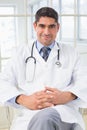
15, 55, 74, 94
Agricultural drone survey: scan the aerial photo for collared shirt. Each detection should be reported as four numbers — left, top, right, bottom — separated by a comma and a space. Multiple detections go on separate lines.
35, 40, 55, 55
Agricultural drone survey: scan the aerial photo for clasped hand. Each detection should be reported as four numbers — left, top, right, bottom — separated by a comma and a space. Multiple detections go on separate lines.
19, 87, 65, 110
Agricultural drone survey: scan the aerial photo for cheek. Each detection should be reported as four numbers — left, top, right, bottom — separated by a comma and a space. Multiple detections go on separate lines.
36, 28, 43, 34
36, 31, 42, 38
52, 31, 58, 37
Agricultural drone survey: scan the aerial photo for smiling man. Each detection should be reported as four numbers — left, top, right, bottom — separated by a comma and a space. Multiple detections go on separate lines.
0, 7, 87, 130
33, 16, 59, 46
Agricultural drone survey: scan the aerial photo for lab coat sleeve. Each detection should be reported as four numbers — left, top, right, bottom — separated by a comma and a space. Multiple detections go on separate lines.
0, 67, 23, 105
66, 50, 87, 108
0, 46, 26, 105
7, 97, 23, 108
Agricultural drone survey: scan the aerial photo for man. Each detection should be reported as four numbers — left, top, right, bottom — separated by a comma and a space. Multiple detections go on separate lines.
0, 7, 87, 130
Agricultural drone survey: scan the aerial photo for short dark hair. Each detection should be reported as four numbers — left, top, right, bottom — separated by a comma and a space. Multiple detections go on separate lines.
35, 7, 58, 23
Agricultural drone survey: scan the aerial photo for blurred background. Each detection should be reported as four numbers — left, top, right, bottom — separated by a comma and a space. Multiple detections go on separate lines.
0, 0, 87, 130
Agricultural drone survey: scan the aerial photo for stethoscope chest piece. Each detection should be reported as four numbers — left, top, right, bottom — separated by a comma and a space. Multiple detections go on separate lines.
55, 61, 61, 68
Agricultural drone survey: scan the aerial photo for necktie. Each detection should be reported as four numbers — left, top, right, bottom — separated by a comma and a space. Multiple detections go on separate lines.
40, 47, 51, 61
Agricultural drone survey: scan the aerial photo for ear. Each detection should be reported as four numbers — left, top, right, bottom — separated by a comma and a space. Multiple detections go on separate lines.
33, 22, 37, 30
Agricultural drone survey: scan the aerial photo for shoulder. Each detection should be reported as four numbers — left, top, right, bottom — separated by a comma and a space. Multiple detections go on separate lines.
13, 42, 33, 56
10, 43, 32, 63
59, 43, 75, 51
59, 43, 80, 64
59, 43, 78, 56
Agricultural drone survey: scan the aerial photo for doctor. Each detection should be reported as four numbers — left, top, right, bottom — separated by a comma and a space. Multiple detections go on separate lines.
0, 7, 87, 130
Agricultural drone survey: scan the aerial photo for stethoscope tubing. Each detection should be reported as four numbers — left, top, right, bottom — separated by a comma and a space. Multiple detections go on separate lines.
25, 41, 61, 67
25, 41, 61, 82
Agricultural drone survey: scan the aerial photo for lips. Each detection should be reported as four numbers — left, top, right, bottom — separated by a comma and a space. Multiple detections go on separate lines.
42, 35, 51, 39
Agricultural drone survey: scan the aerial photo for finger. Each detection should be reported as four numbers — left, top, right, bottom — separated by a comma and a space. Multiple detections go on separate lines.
36, 93, 47, 100
37, 94, 54, 106
38, 102, 54, 109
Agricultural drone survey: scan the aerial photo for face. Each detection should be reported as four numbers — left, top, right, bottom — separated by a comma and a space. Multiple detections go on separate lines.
33, 17, 60, 46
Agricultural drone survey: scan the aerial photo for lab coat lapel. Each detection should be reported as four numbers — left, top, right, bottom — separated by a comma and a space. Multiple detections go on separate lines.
48, 43, 59, 62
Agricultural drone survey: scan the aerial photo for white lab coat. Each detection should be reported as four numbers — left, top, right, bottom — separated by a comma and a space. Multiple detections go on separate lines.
0, 42, 87, 130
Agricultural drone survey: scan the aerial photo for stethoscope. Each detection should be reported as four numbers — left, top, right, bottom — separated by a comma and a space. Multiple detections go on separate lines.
25, 41, 61, 82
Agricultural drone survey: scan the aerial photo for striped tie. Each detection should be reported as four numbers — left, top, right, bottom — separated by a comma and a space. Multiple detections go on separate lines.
40, 47, 51, 61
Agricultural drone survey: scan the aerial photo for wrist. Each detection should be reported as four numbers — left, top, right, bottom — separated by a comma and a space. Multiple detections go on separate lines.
67, 92, 77, 101
61, 92, 77, 104
15, 94, 24, 104
15, 95, 21, 104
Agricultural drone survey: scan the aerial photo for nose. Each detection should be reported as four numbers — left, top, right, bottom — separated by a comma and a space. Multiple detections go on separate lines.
44, 27, 50, 35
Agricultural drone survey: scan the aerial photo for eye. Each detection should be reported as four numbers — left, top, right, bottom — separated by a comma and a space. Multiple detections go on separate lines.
49, 24, 56, 29
39, 24, 45, 28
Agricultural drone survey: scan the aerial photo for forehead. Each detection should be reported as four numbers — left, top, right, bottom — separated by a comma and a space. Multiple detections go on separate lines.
37, 16, 57, 25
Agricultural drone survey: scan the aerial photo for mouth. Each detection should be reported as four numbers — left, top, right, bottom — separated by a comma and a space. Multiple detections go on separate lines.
42, 35, 51, 40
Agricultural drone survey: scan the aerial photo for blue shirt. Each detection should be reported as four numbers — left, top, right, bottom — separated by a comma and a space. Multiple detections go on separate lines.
36, 40, 55, 54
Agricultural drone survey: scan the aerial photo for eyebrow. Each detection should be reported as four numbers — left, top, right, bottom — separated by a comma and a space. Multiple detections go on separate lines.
38, 24, 56, 28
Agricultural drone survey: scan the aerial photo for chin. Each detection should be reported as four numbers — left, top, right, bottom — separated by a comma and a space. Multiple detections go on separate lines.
43, 42, 51, 46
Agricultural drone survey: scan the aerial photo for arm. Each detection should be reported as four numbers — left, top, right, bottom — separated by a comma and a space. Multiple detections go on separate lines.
0, 45, 26, 105
44, 87, 77, 105
15, 88, 77, 110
